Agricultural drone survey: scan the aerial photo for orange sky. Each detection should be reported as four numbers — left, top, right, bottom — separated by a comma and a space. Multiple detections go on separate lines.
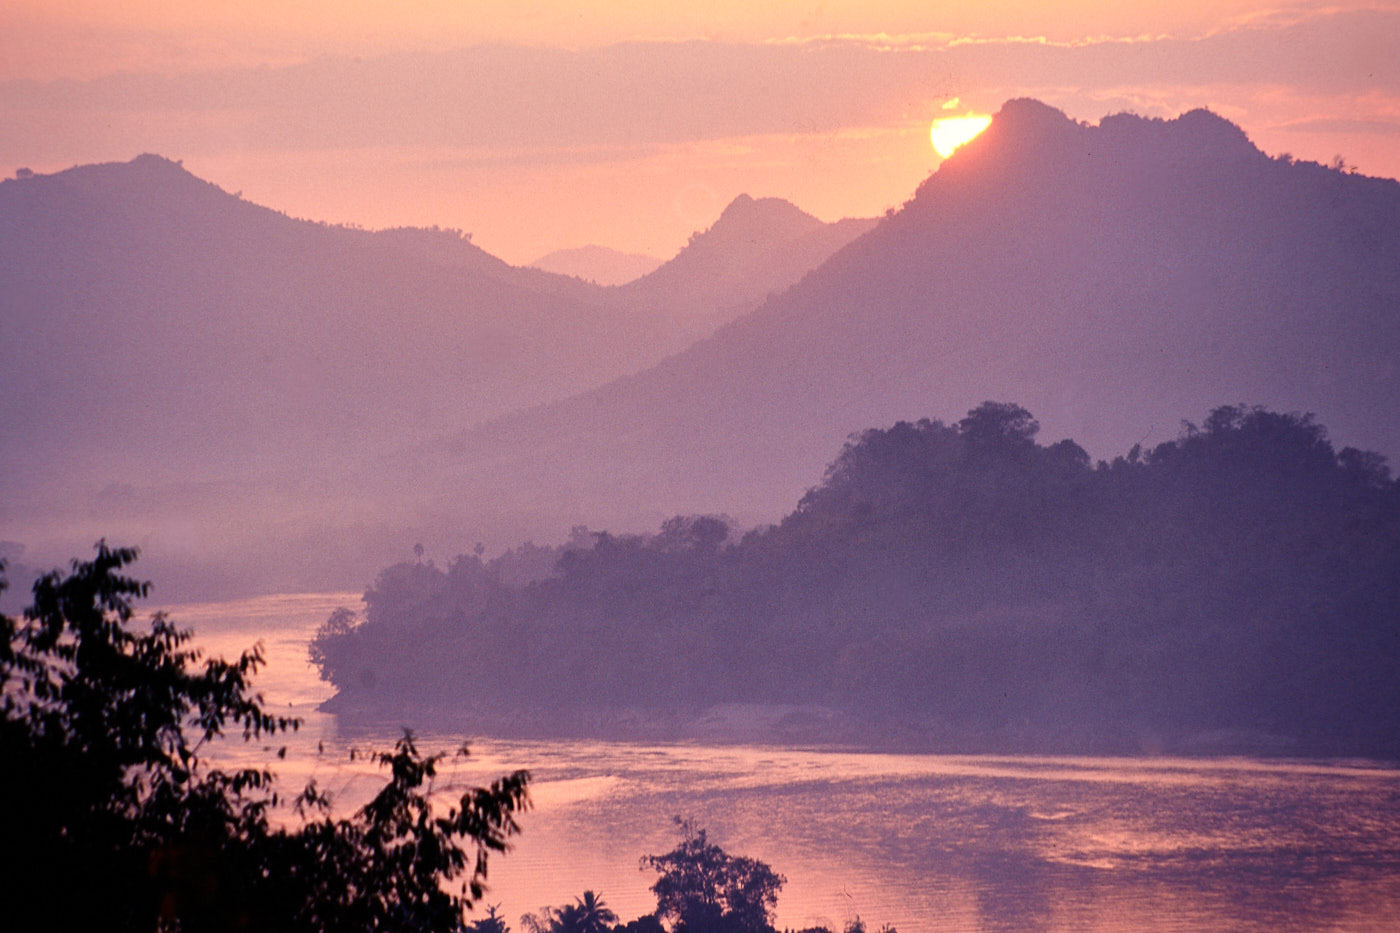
3, 1, 1397, 263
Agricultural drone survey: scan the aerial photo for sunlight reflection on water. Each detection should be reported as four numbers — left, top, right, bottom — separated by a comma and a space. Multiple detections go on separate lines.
172, 593, 1400, 931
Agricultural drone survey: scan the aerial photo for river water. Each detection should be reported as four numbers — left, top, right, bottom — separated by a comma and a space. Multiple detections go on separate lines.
169, 592, 1400, 931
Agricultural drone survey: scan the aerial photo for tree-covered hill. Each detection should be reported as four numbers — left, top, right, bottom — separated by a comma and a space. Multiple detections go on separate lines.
432, 100, 1400, 557
314, 404, 1400, 757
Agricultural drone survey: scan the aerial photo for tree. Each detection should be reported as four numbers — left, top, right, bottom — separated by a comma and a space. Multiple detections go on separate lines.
567, 890, 619, 933
640, 819, 785, 933
957, 401, 1039, 457
526, 890, 619, 933
0, 543, 530, 931
466, 904, 513, 933
307, 604, 361, 687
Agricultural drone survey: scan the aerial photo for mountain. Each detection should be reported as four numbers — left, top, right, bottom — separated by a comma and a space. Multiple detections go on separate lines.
432, 99, 1400, 539
617, 194, 877, 337
0, 155, 871, 595
11, 100, 1400, 597
529, 245, 662, 285
527, 197, 874, 330
0, 155, 631, 481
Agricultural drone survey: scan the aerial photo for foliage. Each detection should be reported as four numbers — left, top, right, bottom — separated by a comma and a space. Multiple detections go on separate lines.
561, 891, 620, 933
311, 403, 1400, 756
466, 904, 513, 933
522, 890, 619, 933
641, 819, 786, 933
0, 542, 530, 931
612, 917, 666, 933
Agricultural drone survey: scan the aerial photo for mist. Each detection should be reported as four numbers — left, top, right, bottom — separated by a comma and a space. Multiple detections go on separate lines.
5, 12, 1400, 924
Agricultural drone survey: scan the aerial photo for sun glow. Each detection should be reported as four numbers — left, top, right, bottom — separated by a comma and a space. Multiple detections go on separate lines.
930, 114, 993, 158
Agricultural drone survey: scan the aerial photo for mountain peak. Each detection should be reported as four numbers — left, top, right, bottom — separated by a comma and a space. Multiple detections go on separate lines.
992, 98, 1079, 135
959, 99, 1262, 165
659, 195, 827, 272
7, 153, 216, 205
1172, 107, 1256, 153
712, 193, 821, 231
913, 99, 1266, 205
923, 98, 1079, 174
616, 192, 874, 326
85, 153, 199, 182
1097, 106, 1259, 161
128, 152, 190, 173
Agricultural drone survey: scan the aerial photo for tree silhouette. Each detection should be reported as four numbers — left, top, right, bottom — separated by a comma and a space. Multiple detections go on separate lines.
310, 403, 1400, 757
466, 903, 513, 932
640, 819, 785, 933
533, 889, 619, 933
957, 400, 1039, 458
0, 543, 530, 931
570, 890, 620, 933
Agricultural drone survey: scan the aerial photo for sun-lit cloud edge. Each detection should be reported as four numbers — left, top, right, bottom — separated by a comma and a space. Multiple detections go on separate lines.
1211, 2, 1399, 33
7, 17, 1398, 183
1275, 116, 1400, 134
177, 122, 925, 179
762, 4, 1394, 53
5, 5, 1398, 261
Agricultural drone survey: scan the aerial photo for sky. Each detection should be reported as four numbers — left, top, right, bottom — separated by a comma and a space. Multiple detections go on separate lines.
2, 1, 1397, 264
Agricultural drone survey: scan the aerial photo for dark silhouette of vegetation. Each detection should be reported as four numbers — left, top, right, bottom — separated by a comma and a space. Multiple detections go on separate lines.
0, 543, 530, 931
522, 889, 620, 933
515, 824, 827, 933
793, 923, 897, 933
467, 904, 514, 933
641, 819, 786, 933
314, 403, 1400, 757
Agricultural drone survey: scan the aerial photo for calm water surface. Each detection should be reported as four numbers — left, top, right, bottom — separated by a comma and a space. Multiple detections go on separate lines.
173, 593, 1400, 931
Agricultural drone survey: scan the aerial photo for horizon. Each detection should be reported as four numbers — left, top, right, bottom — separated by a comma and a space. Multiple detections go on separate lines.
10, 96, 1394, 273
5, 88, 1400, 603
3, 2, 1397, 264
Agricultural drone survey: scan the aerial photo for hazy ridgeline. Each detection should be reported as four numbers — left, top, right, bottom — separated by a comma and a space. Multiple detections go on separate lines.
5, 100, 1399, 602
312, 403, 1400, 758
434, 100, 1400, 562
0, 159, 870, 598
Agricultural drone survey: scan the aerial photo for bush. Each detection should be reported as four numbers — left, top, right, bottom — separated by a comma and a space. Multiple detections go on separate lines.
0, 543, 530, 931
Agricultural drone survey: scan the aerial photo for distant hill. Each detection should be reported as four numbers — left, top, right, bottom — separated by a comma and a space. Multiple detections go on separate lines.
10, 98, 1400, 598
0, 156, 867, 595
433, 99, 1400, 539
618, 194, 878, 337
316, 404, 1400, 757
529, 245, 662, 286
0, 155, 628, 480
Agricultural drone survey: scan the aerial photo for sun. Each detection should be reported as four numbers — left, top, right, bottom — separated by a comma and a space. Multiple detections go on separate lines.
930, 114, 993, 159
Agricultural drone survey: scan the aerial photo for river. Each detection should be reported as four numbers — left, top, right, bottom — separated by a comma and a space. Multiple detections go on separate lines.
169, 592, 1400, 931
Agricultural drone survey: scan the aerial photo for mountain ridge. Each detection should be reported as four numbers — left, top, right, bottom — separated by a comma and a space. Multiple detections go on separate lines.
428, 98, 1400, 547
0, 152, 876, 595
617, 193, 878, 334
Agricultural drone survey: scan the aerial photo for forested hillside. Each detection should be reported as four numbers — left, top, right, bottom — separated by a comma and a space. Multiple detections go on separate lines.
314, 403, 1400, 757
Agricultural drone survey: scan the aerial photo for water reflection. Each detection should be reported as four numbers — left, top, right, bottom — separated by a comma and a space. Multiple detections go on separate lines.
173, 593, 1400, 931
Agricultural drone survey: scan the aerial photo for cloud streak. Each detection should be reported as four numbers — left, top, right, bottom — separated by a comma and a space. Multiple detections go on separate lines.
3, 6, 1394, 260
4, 8, 1394, 161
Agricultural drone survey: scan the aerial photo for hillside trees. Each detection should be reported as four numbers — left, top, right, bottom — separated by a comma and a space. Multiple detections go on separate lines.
311, 403, 1400, 756
0, 543, 530, 931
